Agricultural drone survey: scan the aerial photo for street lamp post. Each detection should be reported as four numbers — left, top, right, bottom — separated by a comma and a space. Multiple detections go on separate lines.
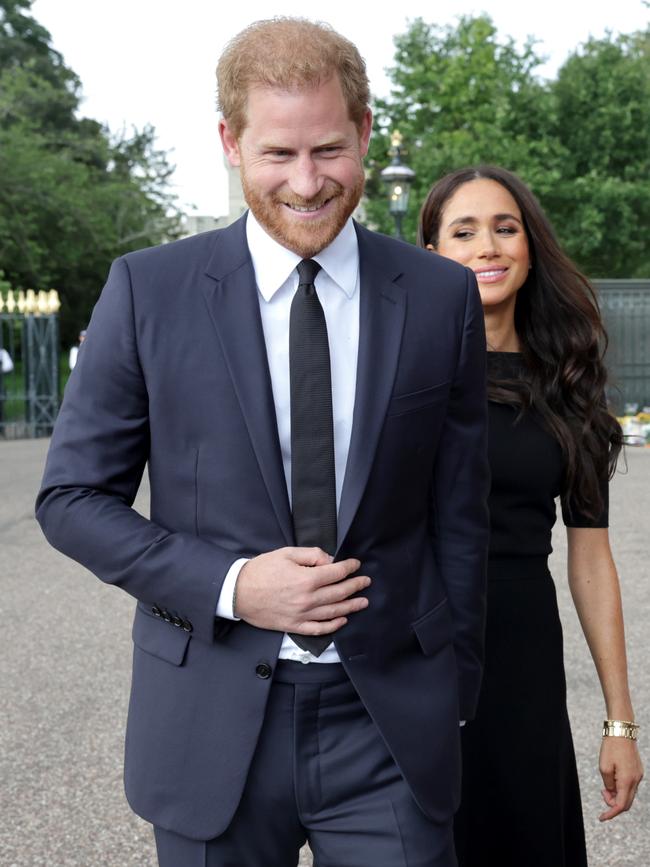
380, 131, 416, 241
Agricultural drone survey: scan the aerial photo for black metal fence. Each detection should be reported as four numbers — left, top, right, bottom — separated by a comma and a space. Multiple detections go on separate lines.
595, 280, 650, 414
0, 290, 60, 439
0, 282, 648, 438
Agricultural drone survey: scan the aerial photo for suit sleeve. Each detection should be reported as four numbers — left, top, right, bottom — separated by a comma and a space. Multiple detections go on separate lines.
430, 268, 489, 720
35, 257, 238, 644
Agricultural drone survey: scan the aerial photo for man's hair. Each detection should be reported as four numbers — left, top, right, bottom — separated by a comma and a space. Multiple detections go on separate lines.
217, 18, 370, 138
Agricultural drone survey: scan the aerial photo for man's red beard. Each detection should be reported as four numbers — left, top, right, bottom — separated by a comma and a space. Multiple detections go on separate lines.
240, 171, 365, 259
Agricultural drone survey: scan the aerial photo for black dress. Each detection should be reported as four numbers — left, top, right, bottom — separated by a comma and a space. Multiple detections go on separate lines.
454, 352, 607, 867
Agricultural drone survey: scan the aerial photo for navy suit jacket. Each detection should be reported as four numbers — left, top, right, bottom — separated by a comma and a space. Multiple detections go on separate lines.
36, 214, 489, 840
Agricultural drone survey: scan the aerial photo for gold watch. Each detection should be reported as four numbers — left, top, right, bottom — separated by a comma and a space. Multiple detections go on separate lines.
602, 719, 639, 740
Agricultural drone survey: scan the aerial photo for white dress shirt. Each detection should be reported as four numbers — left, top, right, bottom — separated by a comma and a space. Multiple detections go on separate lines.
216, 212, 360, 664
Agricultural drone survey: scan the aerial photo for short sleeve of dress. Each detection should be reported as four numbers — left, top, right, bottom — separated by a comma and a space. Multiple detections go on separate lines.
561, 475, 609, 528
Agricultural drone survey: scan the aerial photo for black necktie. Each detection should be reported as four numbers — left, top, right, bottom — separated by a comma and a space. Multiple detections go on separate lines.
289, 259, 337, 657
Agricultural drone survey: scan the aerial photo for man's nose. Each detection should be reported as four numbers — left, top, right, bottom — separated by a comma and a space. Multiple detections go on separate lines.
288, 156, 324, 200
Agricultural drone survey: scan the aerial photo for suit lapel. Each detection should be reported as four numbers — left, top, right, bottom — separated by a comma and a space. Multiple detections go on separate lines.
201, 217, 294, 547
337, 225, 406, 551
200, 217, 407, 553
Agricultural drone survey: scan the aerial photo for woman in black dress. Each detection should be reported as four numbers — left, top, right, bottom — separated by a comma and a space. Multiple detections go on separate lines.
417, 166, 643, 866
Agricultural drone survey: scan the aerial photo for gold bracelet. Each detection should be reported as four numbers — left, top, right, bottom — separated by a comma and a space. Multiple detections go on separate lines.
602, 719, 640, 740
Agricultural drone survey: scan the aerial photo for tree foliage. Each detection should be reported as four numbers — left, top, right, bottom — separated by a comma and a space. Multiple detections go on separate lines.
546, 28, 650, 276
366, 17, 558, 241
366, 16, 650, 277
0, 0, 180, 343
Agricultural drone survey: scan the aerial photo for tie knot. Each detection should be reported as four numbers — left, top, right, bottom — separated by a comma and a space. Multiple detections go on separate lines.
297, 259, 322, 287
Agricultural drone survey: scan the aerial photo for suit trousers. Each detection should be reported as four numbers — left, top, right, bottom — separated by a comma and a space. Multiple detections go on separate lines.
154, 660, 456, 867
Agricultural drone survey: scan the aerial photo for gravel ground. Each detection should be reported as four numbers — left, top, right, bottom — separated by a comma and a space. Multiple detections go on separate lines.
1, 439, 647, 866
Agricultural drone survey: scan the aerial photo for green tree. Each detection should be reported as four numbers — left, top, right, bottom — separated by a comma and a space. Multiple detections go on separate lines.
366, 16, 561, 241
366, 15, 650, 278
0, 0, 180, 344
545, 28, 650, 276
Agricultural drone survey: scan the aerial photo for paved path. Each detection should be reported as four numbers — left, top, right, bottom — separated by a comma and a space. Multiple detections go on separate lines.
1, 439, 647, 866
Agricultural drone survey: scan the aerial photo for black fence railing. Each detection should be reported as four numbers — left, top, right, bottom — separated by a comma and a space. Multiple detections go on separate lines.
595, 280, 650, 414
0, 282, 648, 438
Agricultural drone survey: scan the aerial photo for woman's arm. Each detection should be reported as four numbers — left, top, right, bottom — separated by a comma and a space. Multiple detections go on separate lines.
566, 526, 644, 820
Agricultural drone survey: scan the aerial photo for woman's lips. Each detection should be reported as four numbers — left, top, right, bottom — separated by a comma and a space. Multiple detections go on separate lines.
474, 267, 509, 284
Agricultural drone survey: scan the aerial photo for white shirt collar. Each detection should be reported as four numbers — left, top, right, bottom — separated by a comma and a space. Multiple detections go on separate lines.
246, 211, 359, 301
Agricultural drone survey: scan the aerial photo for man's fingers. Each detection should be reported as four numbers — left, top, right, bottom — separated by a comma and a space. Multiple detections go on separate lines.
287, 546, 334, 567
310, 558, 363, 586
294, 616, 349, 636
236, 549, 370, 633
306, 595, 369, 623
313, 573, 371, 602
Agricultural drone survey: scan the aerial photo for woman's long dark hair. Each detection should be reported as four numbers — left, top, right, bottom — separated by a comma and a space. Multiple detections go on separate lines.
418, 165, 622, 520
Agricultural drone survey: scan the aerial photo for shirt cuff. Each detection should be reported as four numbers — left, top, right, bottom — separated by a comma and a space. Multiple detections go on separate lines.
216, 558, 249, 620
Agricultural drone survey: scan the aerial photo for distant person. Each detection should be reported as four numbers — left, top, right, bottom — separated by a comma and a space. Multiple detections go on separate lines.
0, 347, 13, 374
68, 329, 86, 371
0, 346, 14, 430
418, 165, 643, 867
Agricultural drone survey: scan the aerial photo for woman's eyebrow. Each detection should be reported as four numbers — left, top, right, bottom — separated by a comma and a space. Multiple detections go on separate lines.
447, 212, 522, 228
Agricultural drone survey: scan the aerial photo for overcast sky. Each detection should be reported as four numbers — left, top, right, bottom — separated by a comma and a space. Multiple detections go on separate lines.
31, 0, 649, 216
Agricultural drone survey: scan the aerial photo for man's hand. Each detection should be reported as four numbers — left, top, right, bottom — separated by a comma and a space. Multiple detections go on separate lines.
234, 547, 370, 636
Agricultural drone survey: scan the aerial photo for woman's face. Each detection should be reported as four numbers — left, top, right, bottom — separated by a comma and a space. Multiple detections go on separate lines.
434, 178, 531, 311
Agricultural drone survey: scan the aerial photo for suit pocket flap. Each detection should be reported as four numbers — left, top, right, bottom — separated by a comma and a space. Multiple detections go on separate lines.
412, 598, 455, 657
386, 381, 451, 417
132, 608, 191, 666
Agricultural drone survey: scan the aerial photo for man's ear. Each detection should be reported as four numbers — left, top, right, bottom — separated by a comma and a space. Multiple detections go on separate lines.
219, 119, 241, 167
358, 107, 372, 158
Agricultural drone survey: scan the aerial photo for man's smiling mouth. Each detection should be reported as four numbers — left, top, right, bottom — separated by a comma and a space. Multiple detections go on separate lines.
283, 197, 334, 213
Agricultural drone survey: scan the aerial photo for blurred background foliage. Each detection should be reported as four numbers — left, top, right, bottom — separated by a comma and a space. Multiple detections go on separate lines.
366, 15, 650, 278
0, 0, 181, 345
1, 2, 648, 349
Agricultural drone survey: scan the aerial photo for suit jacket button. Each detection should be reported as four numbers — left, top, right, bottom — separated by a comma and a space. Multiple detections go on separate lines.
151, 605, 162, 617
171, 615, 183, 628
182, 619, 193, 633
161, 608, 172, 622
255, 663, 272, 679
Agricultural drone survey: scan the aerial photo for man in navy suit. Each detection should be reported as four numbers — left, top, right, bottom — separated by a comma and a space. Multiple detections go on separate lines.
37, 18, 489, 867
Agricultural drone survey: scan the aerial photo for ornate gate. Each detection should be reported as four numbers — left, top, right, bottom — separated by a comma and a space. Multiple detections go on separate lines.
0, 289, 61, 438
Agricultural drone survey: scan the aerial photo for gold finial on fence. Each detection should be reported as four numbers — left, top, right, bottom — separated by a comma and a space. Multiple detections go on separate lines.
48, 290, 61, 313
25, 289, 37, 314
0, 287, 61, 315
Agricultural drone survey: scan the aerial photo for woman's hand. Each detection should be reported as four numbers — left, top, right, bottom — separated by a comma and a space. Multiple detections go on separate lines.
598, 735, 644, 820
